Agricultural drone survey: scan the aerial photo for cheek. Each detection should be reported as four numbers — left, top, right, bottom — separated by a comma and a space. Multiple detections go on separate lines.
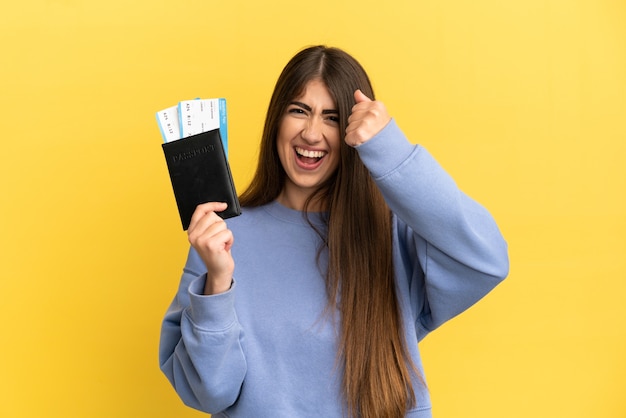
276, 123, 286, 146
328, 131, 342, 155
327, 135, 343, 171
276, 124, 292, 157
276, 138, 290, 169
277, 119, 299, 146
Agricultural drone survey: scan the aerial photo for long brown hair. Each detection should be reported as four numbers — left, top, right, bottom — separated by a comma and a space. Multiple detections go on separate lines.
239, 45, 417, 418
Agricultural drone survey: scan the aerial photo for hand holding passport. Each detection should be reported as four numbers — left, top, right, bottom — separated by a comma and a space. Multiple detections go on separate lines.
156, 98, 241, 230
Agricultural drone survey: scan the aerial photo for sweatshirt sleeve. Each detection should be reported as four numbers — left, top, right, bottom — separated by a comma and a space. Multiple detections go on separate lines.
159, 247, 246, 413
355, 119, 509, 338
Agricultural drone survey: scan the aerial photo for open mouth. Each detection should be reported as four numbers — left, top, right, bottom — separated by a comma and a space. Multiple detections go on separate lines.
295, 146, 327, 166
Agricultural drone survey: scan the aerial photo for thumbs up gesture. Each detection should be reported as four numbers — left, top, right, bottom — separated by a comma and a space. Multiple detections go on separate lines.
345, 89, 392, 147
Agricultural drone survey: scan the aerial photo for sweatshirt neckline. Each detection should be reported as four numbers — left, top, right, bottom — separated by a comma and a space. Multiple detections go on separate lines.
263, 200, 328, 227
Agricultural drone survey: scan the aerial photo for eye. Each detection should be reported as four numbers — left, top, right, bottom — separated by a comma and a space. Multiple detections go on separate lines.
288, 107, 306, 116
324, 114, 340, 125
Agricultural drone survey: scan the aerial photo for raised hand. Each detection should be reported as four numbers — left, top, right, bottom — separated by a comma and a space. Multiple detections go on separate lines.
345, 89, 392, 147
187, 202, 235, 295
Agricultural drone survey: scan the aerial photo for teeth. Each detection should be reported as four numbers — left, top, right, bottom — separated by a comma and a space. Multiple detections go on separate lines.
296, 147, 326, 158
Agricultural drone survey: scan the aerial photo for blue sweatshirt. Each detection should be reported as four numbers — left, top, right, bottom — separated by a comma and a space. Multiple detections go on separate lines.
159, 120, 509, 417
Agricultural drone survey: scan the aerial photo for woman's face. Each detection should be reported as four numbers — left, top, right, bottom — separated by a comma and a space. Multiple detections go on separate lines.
276, 79, 341, 210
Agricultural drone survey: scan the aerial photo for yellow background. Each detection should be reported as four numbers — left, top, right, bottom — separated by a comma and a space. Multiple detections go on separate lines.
1, 0, 624, 417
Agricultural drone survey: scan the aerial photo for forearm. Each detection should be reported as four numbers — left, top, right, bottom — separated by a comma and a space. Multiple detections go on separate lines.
159, 268, 246, 413
356, 119, 509, 278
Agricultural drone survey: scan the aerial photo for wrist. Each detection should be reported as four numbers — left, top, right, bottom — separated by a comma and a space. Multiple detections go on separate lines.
203, 277, 233, 295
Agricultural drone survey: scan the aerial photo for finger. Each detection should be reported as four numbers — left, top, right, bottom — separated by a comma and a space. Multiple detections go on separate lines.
189, 212, 226, 243
188, 202, 228, 231
346, 103, 391, 146
189, 223, 233, 263
346, 105, 375, 133
188, 212, 224, 246
353, 89, 372, 104
194, 225, 233, 253
348, 94, 378, 126
219, 228, 234, 252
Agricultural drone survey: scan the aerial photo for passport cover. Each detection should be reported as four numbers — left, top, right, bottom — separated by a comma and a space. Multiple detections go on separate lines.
162, 129, 241, 230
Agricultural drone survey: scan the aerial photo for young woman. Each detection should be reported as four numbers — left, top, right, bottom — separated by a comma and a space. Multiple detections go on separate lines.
159, 45, 509, 418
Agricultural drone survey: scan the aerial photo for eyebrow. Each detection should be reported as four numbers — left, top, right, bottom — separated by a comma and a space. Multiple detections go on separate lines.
290, 101, 338, 115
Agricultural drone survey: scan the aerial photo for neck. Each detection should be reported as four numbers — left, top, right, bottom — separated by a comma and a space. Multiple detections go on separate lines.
277, 186, 325, 212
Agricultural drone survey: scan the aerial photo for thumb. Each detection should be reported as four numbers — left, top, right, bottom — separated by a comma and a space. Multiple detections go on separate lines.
353, 89, 372, 104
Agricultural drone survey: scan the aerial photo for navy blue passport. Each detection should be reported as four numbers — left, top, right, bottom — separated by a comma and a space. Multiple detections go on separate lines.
162, 129, 241, 230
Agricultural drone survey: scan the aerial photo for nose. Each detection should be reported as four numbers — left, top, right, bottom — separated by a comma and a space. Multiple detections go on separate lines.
301, 117, 323, 143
